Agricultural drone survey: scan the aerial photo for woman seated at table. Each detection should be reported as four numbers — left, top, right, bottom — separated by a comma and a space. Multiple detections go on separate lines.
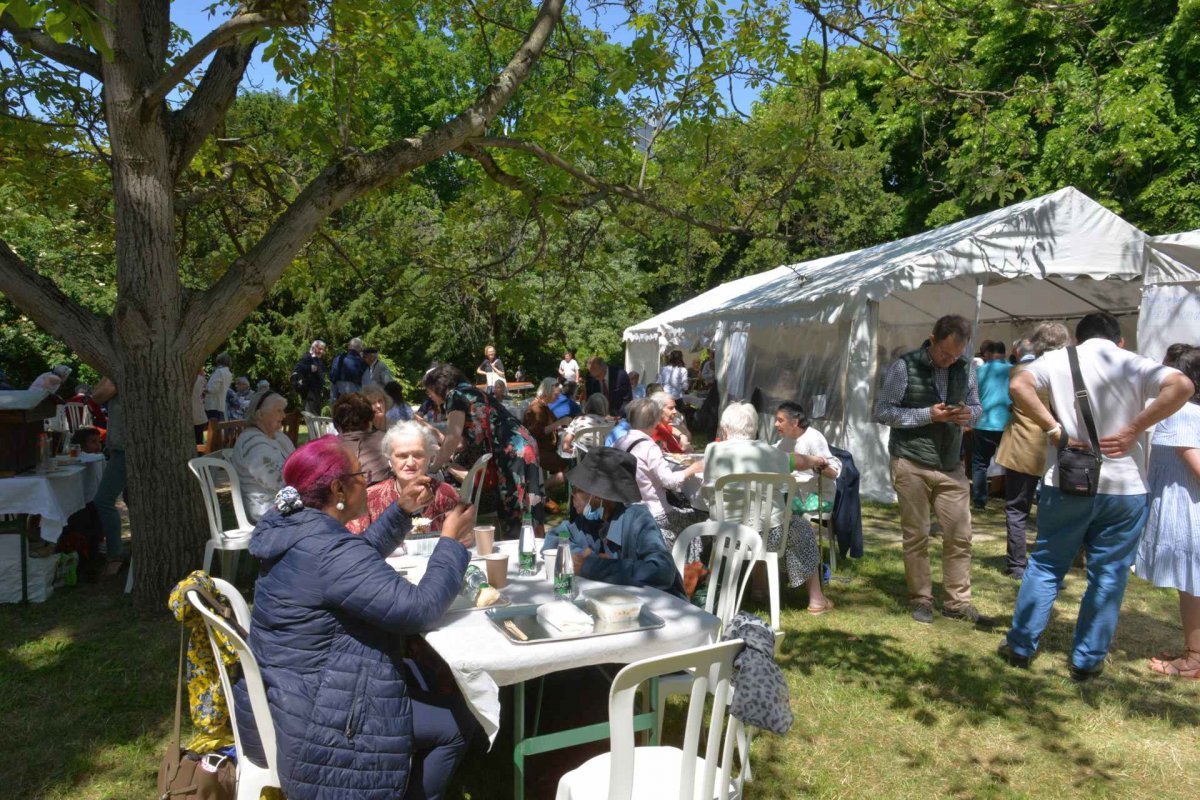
231, 390, 296, 522
333, 393, 390, 486
360, 383, 392, 431
560, 393, 610, 455
347, 421, 461, 535
703, 402, 831, 614
234, 436, 480, 800
774, 401, 841, 503
649, 391, 691, 453
544, 447, 686, 599
425, 364, 544, 536
384, 381, 413, 423
523, 378, 570, 488
614, 397, 706, 560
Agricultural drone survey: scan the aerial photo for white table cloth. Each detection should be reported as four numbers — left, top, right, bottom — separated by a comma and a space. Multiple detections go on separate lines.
413, 541, 720, 742
0, 453, 106, 543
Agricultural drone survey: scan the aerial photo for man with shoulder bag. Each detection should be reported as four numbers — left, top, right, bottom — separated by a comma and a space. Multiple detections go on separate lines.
999, 313, 1193, 681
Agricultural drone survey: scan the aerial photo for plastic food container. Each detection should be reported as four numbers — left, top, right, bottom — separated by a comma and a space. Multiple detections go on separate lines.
582, 588, 644, 624
406, 535, 439, 556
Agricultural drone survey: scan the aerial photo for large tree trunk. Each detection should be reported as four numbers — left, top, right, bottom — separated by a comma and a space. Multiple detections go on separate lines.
103, 0, 210, 606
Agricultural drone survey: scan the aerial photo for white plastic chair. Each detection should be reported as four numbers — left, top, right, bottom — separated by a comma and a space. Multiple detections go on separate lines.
186, 585, 280, 800
555, 640, 748, 800
711, 472, 798, 635
657, 521, 763, 737
302, 412, 335, 439
570, 423, 616, 459
62, 402, 92, 433
459, 452, 493, 508
188, 456, 254, 577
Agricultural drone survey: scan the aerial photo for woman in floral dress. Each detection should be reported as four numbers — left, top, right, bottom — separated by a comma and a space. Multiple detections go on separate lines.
425, 364, 543, 535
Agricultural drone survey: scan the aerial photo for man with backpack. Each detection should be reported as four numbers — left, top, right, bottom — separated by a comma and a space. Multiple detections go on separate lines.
999, 312, 1193, 681
291, 340, 327, 415
328, 337, 368, 402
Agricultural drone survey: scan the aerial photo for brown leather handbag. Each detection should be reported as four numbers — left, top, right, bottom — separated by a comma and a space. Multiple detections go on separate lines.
157, 626, 237, 800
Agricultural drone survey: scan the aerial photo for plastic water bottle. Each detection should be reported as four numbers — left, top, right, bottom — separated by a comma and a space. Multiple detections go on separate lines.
518, 508, 537, 576
554, 543, 575, 599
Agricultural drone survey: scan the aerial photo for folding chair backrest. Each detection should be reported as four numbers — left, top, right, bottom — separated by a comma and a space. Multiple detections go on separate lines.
673, 521, 763, 631
461, 453, 493, 507
209, 576, 251, 632
607, 640, 745, 800
186, 588, 278, 777
188, 456, 253, 540
63, 402, 92, 433
712, 471, 795, 550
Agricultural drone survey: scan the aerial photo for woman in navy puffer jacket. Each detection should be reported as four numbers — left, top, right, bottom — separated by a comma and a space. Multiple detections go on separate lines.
234, 436, 479, 800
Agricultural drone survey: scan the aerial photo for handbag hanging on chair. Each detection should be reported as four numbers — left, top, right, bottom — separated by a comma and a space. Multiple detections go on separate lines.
157, 626, 237, 800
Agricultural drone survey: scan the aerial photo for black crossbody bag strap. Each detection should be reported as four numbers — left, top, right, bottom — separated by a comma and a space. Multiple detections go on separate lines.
1062, 345, 1102, 456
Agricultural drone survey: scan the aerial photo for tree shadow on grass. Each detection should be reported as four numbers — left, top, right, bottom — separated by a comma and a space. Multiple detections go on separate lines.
0, 582, 177, 798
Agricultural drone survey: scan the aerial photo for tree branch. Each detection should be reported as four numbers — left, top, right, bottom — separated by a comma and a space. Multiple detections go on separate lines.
468, 136, 788, 240
0, 238, 114, 372
145, 11, 297, 108
168, 39, 256, 177
179, 0, 566, 362
0, 12, 102, 78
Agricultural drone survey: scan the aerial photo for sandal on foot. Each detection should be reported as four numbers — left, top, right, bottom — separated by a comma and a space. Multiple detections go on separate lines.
807, 599, 835, 616
1149, 649, 1200, 679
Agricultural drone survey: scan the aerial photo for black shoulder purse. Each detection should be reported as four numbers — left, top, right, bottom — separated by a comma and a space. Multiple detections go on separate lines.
1055, 346, 1103, 497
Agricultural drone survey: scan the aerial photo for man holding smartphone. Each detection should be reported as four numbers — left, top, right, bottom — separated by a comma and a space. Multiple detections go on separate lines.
875, 315, 985, 625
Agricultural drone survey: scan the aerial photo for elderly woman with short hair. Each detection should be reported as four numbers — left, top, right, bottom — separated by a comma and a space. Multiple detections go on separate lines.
614, 397, 706, 558
231, 390, 297, 522
649, 391, 691, 453
332, 393, 390, 486
705, 402, 831, 614
523, 377, 570, 488
347, 421, 462, 536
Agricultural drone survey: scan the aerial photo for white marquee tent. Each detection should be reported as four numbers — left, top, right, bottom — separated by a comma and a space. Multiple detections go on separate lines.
1139, 230, 1200, 363
624, 187, 1148, 501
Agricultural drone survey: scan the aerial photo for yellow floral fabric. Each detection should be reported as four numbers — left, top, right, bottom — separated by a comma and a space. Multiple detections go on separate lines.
168, 571, 238, 749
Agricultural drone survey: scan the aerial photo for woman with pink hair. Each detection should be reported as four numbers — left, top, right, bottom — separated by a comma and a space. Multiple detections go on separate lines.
233, 436, 480, 800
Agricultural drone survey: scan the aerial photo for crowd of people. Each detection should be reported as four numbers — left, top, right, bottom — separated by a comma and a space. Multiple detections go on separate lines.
11, 313, 1199, 799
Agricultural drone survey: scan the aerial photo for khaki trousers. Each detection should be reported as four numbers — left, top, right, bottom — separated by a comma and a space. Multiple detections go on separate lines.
891, 456, 974, 610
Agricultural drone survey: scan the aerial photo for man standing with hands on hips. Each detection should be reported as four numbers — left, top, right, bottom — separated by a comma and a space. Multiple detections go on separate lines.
999, 312, 1192, 681
875, 315, 985, 625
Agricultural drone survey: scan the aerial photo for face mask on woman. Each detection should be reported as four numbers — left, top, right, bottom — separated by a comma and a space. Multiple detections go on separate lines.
582, 496, 604, 521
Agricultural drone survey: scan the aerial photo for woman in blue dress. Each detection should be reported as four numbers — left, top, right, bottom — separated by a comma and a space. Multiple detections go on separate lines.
1135, 346, 1200, 679
424, 364, 544, 536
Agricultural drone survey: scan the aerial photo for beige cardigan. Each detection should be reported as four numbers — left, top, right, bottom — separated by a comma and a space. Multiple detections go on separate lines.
995, 364, 1049, 477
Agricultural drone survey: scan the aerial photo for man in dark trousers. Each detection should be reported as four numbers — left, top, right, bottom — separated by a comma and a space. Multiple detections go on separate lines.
329, 336, 368, 402
291, 339, 327, 415
584, 355, 632, 417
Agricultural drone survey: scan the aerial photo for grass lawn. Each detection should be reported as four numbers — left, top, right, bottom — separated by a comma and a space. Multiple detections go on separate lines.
3, 502, 1200, 799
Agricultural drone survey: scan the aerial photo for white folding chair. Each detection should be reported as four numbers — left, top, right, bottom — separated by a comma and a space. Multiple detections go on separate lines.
188, 457, 254, 577
711, 472, 798, 635
460, 452, 493, 508
186, 586, 280, 800
555, 640, 748, 800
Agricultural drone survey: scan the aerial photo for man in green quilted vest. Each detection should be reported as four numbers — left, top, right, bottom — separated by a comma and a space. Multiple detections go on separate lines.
875, 315, 985, 625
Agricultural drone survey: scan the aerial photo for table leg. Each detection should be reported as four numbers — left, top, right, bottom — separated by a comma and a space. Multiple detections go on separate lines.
513, 680, 526, 800
20, 524, 28, 604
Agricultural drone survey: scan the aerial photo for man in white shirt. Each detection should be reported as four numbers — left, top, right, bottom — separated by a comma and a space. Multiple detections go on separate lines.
1000, 312, 1193, 681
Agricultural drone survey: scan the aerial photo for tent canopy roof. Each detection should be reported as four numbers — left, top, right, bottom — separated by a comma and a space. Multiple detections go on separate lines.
626, 187, 1147, 344
1146, 229, 1200, 285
